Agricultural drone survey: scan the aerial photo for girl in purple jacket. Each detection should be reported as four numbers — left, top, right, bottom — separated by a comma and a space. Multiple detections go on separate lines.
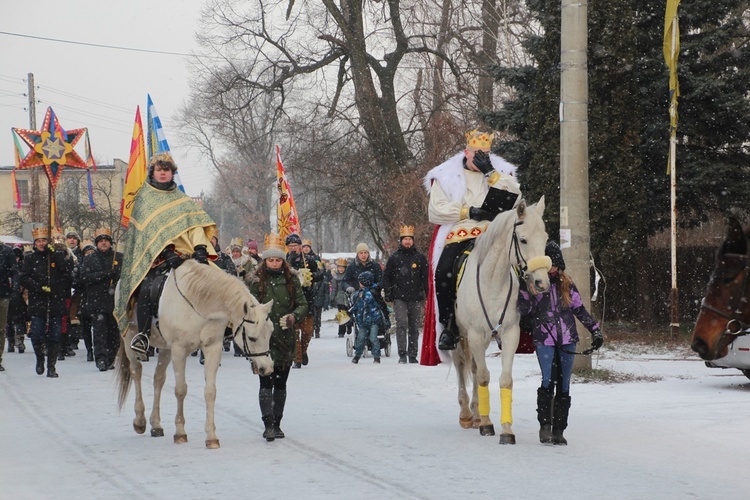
517, 241, 603, 445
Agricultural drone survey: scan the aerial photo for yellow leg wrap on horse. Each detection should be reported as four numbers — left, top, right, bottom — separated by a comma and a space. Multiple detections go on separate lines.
500, 387, 513, 425
478, 385, 490, 416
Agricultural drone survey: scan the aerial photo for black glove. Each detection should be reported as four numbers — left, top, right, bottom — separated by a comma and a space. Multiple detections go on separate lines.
192, 245, 209, 264
469, 206, 495, 221
384, 292, 393, 302
472, 150, 494, 176
591, 329, 604, 351
162, 247, 183, 269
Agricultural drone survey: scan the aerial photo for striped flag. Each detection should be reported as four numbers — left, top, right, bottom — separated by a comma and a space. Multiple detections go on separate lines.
147, 94, 184, 192
84, 129, 97, 171
86, 169, 96, 210
120, 107, 147, 228
10, 170, 21, 209
275, 145, 300, 240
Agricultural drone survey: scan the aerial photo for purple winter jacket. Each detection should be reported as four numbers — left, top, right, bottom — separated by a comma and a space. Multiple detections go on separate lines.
517, 272, 599, 347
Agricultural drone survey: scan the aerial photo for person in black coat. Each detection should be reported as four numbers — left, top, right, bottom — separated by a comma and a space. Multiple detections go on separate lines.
72, 241, 96, 361
383, 226, 429, 363
19, 228, 73, 377
0, 242, 19, 371
343, 243, 383, 291
79, 228, 123, 372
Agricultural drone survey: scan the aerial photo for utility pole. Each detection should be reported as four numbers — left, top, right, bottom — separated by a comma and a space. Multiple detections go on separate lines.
27, 72, 43, 225
559, 0, 592, 371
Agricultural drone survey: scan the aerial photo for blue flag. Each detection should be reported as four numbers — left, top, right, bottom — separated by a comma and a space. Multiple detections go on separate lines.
147, 94, 184, 192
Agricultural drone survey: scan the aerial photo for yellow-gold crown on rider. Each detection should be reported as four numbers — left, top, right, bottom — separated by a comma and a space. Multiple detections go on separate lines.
399, 224, 415, 238
465, 129, 495, 151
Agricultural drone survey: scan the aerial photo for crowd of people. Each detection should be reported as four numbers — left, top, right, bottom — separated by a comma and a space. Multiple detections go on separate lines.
1, 130, 604, 446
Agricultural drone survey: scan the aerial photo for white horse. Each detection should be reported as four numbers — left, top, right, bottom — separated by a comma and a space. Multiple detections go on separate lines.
453, 197, 550, 444
115, 259, 274, 449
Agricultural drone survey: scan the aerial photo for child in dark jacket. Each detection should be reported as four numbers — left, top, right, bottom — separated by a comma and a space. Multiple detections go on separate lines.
349, 271, 384, 364
517, 241, 603, 446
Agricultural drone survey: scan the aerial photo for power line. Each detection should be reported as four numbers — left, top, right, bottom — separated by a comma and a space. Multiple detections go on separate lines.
0, 30, 195, 57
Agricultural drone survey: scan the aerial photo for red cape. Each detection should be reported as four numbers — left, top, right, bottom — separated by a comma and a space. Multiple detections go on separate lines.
420, 225, 441, 365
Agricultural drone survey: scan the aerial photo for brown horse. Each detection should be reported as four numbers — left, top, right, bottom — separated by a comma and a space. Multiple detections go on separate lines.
691, 217, 750, 361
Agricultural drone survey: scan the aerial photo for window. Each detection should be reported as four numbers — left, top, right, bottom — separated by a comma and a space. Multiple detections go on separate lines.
16, 179, 29, 205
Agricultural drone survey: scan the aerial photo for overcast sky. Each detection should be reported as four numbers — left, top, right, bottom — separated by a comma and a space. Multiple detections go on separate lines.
0, 0, 213, 196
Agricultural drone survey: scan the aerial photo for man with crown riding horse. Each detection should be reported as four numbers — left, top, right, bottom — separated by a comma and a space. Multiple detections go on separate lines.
422, 129, 522, 361
114, 153, 218, 357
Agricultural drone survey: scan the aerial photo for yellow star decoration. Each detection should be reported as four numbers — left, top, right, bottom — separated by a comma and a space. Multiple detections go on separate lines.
36, 130, 73, 165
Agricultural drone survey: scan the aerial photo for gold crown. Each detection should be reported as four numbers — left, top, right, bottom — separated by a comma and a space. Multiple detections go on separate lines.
148, 152, 177, 170
302, 239, 313, 247
230, 237, 243, 249
94, 227, 112, 240
264, 233, 286, 252
465, 129, 494, 150
335, 257, 348, 267
51, 227, 64, 240
399, 225, 415, 238
32, 226, 49, 241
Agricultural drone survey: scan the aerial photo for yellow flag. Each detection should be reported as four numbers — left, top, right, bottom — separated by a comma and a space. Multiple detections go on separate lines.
275, 145, 300, 240
663, 0, 680, 131
120, 107, 147, 228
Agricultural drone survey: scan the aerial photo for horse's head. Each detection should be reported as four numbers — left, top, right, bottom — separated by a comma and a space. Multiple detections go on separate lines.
234, 299, 275, 376
691, 217, 750, 360
514, 196, 551, 295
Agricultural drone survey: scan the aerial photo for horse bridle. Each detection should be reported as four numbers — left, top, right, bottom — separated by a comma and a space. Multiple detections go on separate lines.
477, 220, 525, 337
699, 260, 750, 338
172, 267, 271, 358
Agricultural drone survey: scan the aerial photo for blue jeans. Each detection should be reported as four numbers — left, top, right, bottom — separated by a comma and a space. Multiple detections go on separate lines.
535, 343, 576, 394
355, 323, 380, 358
29, 315, 63, 345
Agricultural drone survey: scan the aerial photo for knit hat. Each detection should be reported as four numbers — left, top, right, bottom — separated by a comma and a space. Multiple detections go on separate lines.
285, 233, 302, 246
358, 271, 374, 287
81, 240, 96, 253
65, 227, 80, 241
263, 233, 287, 260
545, 240, 565, 271
356, 243, 369, 254
246, 239, 259, 251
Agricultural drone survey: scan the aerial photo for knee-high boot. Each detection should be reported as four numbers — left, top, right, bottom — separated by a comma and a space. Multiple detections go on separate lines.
46, 342, 59, 378
552, 393, 571, 445
536, 386, 554, 443
33, 341, 45, 375
273, 389, 287, 439
259, 388, 275, 441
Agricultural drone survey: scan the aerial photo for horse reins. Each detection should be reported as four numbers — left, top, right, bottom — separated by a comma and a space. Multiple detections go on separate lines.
699, 262, 750, 338
172, 266, 270, 359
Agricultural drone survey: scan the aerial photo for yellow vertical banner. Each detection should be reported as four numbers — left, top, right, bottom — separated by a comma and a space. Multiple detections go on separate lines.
663, 0, 681, 173
120, 107, 147, 228
275, 145, 300, 240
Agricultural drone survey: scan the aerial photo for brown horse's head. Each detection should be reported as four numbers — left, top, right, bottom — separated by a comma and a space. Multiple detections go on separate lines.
691, 217, 750, 360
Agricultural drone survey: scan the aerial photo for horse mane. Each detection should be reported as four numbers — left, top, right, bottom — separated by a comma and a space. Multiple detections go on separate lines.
471, 207, 517, 262
175, 260, 256, 318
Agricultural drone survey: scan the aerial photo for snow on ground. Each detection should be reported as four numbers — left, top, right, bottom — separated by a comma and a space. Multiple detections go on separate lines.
1, 309, 748, 499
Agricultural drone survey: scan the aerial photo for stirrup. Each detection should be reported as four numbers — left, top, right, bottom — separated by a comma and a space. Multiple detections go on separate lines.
438, 328, 459, 350
130, 333, 150, 355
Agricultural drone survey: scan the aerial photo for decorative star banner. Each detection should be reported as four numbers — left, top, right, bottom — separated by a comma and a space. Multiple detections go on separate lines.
13, 106, 88, 190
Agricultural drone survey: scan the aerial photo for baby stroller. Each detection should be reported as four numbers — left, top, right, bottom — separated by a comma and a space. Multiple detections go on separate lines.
345, 289, 392, 358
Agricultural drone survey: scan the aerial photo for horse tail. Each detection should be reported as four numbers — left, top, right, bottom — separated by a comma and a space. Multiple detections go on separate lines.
115, 339, 132, 412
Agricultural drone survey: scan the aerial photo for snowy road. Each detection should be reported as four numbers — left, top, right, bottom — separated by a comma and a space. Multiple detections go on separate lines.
1, 310, 748, 499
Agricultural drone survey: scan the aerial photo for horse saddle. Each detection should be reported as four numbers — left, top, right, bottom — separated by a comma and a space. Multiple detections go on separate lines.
454, 240, 476, 293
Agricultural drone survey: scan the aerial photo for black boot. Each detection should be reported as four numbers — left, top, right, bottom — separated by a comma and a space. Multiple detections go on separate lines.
259, 388, 275, 441
33, 342, 45, 375
536, 386, 554, 444
273, 389, 287, 439
47, 343, 59, 378
552, 393, 571, 445
86, 349, 94, 362
438, 319, 460, 351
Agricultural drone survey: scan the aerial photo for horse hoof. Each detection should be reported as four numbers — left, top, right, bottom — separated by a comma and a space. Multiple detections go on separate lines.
499, 433, 516, 445
479, 425, 495, 436
205, 439, 220, 449
174, 434, 188, 444
459, 417, 474, 429
133, 423, 146, 435
151, 428, 164, 437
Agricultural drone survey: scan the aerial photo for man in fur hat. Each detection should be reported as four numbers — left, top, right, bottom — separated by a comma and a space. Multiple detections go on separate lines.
422, 130, 522, 363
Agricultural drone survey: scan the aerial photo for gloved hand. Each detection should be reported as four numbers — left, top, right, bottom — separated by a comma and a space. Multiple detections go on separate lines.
41, 285, 51, 293
47, 244, 56, 253
192, 245, 209, 264
346, 286, 355, 294
279, 314, 296, 330
162, 247, 183, 269
384, 292, 393, 303
469, 206, 495, 221
472, 150, 494, 176
591, 329, 604, 351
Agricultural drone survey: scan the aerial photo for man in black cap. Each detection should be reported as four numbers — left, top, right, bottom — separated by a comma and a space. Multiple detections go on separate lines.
79, 228, 123, 371
285, 233, 321, 368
